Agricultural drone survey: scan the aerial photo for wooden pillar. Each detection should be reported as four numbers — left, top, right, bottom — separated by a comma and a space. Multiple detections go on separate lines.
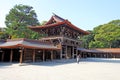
1, 52, 4, 62
60, 49, 62, 59
113, 54, 115, 58
10, 49, 13, 62
76, 48, 78, 56
110, 53, 112, 58
33, 49, 35, 62
65, 45, 68, 59
94, 54, 95, 58
100, 53, 102, 58
51, 50, 53, 61
72, 46, 74, 59
106, 53, 108, 58
81, 52, 84, 58
19, 49, 23, 63
107, 53, 109, 58
60, 39, 63, 59
43, 50, 45, 61
89, 53, 91, 57
108, 53, 110, 58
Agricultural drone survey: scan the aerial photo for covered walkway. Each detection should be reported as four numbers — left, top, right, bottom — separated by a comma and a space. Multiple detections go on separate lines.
0, 38, 61, 63
77, 48, 120, 58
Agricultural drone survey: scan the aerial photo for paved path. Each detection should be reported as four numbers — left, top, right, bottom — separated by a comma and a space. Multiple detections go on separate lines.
0, 58, 120, 80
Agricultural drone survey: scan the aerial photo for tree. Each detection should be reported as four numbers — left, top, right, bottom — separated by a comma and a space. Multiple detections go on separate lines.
89, 41, 108, 48
82, 19, 120, 48
111, 40, 120, 48
0, 28, 9, 39
41, 21, 47, 25
5, 4, 40, 39
81, 30, 94, 48
94, 20, 120, 48
0, 28, 3, 35
89, 20, 120, 48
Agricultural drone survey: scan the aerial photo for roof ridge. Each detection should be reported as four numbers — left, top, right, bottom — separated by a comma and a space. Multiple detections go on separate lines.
45, 13, 65, 25
52, 13, 65, 21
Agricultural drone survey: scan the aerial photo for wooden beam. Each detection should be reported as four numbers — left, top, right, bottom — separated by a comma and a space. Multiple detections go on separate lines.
89, 53, 91, 57
72, 46, 74, 58
43, 50, 45, 61
10, 49, 13, 62
65, 45, 68, 59
33, 49, 35, 62
94, 54, 96, 58
1, 52, 4, 62
100, 53, 103, 58
107, 53, 109, 58
60, 49, 62, 59
51, 51, 53, 61
76, 48, 78, 57
19, 48, 23, 63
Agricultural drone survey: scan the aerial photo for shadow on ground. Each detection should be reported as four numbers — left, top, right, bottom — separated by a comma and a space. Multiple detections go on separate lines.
26, 59, 76, 67
85, 58, 120, 64
0, 58, 120, 67
20, 58, 120, 67
0, 59, 77, 67
0, 62, 16, 68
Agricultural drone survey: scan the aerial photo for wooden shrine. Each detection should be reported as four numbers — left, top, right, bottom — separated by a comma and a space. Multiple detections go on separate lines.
29, 14, 89, 59
0, 14, 89, 63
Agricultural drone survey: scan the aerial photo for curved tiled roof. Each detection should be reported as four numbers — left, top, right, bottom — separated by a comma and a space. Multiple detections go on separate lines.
29, 14, 90, 35
45, 13, 65, 25
0, 38, 60, 50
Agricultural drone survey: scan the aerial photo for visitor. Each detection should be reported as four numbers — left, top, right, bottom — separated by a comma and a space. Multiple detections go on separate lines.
77, 54, 81, 64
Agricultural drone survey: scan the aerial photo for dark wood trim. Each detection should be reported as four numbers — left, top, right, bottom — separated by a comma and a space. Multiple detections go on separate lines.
19, 48, 23, 63
10, 49, 13, 62
43, 50, 45, 61
33, 49, 35, 62
51, 51, 53, 61
1, 52, 4, 62
72, 46, 74, 58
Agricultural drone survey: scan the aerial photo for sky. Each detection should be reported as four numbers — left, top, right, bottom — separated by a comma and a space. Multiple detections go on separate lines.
0, 0, 120, 30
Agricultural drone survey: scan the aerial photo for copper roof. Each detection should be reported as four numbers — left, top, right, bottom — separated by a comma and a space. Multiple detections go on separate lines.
29, 14, 90, 35
0, 38, 60, 50
46, 13, 65, 24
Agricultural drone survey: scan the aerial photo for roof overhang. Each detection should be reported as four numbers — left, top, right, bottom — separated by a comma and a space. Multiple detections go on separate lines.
29, 20, 90, 35
77, 48, 120, 54
0, 38, 60, 50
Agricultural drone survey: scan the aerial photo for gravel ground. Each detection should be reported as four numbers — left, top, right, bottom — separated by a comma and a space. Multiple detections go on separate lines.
0, 58, 120, 80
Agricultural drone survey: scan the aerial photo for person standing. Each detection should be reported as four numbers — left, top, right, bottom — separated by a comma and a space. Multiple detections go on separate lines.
77, 54, 81, 64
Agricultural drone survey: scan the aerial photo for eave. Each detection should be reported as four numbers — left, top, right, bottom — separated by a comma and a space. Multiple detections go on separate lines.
0, 38, 60, 50
77, 48, 120, 54
29, 20, 90, 35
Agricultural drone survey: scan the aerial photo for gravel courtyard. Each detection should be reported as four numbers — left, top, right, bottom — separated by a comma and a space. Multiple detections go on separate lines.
0, 58, 120, 80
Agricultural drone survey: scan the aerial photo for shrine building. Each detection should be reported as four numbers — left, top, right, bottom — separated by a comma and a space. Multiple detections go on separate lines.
0, 14, 89, 63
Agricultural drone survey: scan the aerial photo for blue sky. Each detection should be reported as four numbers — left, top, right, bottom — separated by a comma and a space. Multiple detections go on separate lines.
0, 0, 120, 30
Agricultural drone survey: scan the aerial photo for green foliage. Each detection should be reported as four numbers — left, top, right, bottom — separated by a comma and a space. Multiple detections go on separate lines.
89, 41, 108, 48
0, 28, 9, 39
82, 30, 94, 48
83, 19, 120, 48
41, 21, 47, 25
5, 4, 40, 39
111, 40, 120, 48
